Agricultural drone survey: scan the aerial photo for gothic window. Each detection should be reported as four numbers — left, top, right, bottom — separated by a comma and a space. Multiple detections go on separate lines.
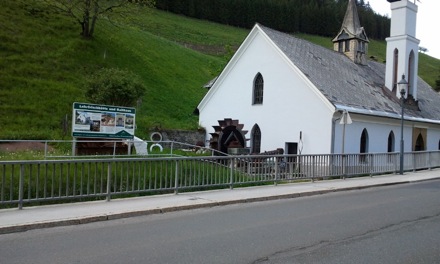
251, 124, 261, 154
414, 133, 425, 151
345, 40, 350, 52
408, 50, 414, 95
253, 73, 264, 105
392, 48, 399, 93
387, 131, 395, 153
358, 41, 364, 53
360, 129, 369, 162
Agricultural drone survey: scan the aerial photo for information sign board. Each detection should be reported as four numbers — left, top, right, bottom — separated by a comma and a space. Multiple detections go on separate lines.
72, 102, 135, 139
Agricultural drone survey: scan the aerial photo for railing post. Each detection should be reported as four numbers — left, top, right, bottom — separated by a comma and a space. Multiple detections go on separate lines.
18, 164, 24, 210
174, 160, 179, 194
112, 141, 116, 158
230, 157, 235, 190
44, 140, 48, 159
428, 152, 432, 170
342, 154, 346, 179
274, 156, 278, 186
413, 153, 416, 172
370, 154, 374, 177
106, 162, 112, 202
127, 140, 132, 155
171, 141, 174, 156
72, 138, 76, 158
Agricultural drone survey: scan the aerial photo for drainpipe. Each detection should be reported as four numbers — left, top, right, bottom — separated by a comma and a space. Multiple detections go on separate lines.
331, 112, 342, 154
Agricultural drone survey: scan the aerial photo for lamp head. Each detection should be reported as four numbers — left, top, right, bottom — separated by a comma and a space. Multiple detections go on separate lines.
398, 74, 408, 97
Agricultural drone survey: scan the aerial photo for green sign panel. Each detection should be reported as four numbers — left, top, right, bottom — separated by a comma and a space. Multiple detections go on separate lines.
72, 102, 136, 139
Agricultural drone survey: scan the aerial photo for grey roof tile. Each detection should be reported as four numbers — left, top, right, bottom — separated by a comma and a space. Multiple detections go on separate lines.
259, 24, 440, 122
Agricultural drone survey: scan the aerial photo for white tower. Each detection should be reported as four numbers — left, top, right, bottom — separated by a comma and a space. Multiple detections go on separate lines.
385, 0, 420, 101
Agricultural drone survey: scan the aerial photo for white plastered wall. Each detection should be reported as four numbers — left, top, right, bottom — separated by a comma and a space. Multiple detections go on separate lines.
198, 27, 335, 154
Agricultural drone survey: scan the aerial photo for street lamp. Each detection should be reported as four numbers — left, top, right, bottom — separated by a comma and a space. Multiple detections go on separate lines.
398, 74, 408, 175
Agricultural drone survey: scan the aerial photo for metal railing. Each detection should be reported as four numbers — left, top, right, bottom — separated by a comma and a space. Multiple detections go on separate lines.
0, 139, 224, 159
1, 150, 440, 209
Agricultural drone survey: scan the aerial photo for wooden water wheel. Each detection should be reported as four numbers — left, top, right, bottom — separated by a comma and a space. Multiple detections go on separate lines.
209, 118, 248, 154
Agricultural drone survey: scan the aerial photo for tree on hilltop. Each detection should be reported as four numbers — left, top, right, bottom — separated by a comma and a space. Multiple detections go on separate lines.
45, 0, 155, 38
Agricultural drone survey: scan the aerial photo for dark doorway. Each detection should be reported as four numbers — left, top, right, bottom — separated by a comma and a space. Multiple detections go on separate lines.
414, 133, 425, 151
285, 142, 298, 173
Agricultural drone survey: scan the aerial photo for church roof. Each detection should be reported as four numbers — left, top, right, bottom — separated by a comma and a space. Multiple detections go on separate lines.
259, 24, 440, 123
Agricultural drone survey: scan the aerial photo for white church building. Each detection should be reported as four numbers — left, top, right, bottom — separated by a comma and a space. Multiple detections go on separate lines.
196, 0, 440, 156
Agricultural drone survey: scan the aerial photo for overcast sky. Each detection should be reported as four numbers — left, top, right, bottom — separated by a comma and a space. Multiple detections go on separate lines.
367, 0, 439, 59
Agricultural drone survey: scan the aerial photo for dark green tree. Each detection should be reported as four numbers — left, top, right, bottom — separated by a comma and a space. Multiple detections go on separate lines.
86, 68, 146, 107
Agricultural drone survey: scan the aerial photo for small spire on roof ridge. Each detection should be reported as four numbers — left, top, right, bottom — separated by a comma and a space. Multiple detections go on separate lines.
341, 0, 361, 35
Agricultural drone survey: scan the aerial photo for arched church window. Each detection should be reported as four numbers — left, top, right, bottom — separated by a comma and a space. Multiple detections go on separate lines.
251, 124, 261, 154
360, 129, 369, 153
387, 131, 395, 152
392, 49, 399, 93
408, 50, 414, 95
414, 133, 425, 151
253, 73, 264, 105
360, 129, 369, 162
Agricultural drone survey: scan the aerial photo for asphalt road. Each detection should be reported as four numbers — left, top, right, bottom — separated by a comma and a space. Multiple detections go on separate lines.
1, 180, 439, 264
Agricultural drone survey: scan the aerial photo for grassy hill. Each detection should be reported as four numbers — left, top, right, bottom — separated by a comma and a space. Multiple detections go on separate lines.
1, 0, 439, 140
0, 0, 248, 140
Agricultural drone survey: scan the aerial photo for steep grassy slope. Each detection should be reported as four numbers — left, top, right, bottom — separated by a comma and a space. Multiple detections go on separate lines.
0, 0, 247, 139
0, 0, 438, 140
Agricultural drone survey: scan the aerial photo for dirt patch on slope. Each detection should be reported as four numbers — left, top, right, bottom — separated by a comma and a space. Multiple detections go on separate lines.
0, 142, 54, 152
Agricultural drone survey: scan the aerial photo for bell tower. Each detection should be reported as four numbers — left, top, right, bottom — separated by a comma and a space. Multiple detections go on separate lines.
385, 0, 420, 102
332, 0, 369, 65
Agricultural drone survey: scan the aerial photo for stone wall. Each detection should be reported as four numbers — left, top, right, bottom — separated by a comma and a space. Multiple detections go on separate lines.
148, 129, 205, 146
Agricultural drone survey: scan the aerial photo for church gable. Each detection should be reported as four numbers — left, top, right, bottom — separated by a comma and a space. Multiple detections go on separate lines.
197, 24, 333, 114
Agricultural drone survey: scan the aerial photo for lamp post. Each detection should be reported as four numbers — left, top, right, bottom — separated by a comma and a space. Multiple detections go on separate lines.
398, 74, 408, 175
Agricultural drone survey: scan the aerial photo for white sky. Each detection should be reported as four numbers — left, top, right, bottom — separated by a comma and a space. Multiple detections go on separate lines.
367, 0, 440, 59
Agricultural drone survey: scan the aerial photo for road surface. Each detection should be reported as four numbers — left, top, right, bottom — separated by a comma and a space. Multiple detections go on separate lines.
1, 180, 439, 263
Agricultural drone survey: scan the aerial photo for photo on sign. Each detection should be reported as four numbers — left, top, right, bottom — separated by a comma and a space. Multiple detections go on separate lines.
75, 111, 91, 125
101, 112, 116, 126
125, 114, 134, 129
90, 120, 100, 132
116, 114, 125, 127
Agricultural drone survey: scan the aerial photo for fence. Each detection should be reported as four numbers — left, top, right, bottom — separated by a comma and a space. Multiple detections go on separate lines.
0, 139, 219, 159
1, 150, 440, 209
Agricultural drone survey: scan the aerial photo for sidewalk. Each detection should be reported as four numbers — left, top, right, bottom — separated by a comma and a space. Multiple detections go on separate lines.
1, 169, 440, 234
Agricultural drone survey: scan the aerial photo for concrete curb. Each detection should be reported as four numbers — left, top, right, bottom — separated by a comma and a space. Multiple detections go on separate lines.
0, 179, 424, 235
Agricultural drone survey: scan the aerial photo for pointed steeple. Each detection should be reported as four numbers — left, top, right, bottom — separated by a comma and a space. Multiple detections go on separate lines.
341, 0, 361, 35
332, 0, 369, 65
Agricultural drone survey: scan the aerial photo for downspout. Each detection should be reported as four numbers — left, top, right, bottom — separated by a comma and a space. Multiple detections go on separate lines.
331, 110, 343, 154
